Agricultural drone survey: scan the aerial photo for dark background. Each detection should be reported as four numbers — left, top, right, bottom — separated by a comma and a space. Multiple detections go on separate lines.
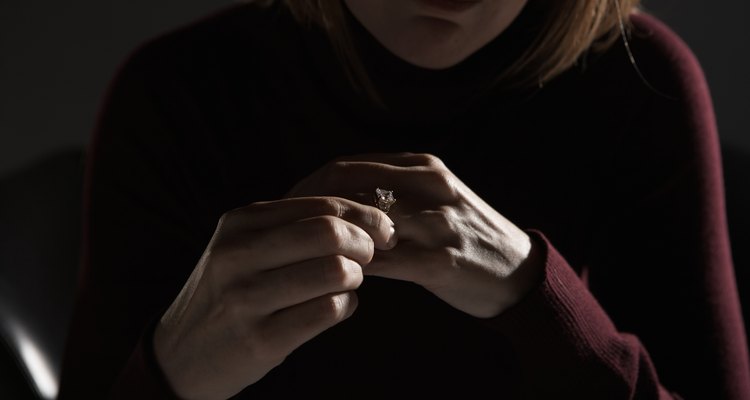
0, 1, 748, 399
0, 0, 748, 175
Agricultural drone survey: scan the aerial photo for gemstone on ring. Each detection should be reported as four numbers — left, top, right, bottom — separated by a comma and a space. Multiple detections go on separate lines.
374, 188, 396, 214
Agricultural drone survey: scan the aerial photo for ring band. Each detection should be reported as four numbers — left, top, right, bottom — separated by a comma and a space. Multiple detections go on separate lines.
374, 188, 396, 214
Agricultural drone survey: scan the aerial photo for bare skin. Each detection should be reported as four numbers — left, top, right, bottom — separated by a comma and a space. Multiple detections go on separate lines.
153, 153, 543, 400
154, 2, 542, 398
153, 197, 397, 399
343, 0, 528, 69
287, 153, 544, 319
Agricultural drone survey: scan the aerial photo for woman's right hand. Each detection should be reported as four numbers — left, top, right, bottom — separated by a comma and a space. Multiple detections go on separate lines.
152, 197, 397, 400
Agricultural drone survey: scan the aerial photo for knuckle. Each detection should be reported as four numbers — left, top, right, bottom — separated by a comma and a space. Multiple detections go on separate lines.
217, 211, 231, 227
331, 154, 350, 164
318, 293, 349, 322
217, 204, 260, 233
416, 153, 445, 168
222, 207, 242, 220
210, 229, 261, 267
423, 169, 453, 191
435, 246, 461, 270
218, 208, 239, 229
322, 256, 362, 289
313, 214, 340, 235
322, 256, 349, 285
359, 207, 376, 229
314, 216, 347, 250
319, 197, 344, 218
311, 217, 373, 263
360, 235, 375, 262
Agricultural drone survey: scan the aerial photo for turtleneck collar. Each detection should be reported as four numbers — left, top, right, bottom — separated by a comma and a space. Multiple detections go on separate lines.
300, 0, 544, 127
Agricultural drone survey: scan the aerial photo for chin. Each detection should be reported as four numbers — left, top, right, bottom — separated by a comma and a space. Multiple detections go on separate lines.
388, 19, 472, 70
399, 52, 467, 70
390, 39, 471, 70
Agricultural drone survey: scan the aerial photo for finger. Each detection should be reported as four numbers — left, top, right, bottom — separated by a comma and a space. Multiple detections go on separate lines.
223, 197, 397, 250
334, 152, 448, 169
309, 161, 455, 203
263, 291, 358, 355
338, 153, 459, 204
365, 241, 456, 288
244, 255, 363, 313
386, 207, 460, 247
218, 215, 374, 273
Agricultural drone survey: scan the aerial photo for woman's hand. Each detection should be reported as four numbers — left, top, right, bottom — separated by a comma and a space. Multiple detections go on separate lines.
152, 197, 397, 400
287, 153, 544, 319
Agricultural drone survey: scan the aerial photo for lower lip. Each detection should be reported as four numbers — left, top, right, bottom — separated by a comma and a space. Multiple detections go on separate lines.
417, 0, 482, 13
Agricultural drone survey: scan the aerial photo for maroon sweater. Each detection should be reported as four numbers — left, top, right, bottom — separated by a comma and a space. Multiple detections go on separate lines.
58, 2, 750, 399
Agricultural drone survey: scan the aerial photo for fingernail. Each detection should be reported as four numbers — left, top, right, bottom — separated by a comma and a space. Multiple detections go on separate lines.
386, 225, 398, 249
385, 214, 395, 227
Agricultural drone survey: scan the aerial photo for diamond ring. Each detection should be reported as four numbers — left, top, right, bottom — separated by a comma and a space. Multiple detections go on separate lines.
374, 188, 396, 214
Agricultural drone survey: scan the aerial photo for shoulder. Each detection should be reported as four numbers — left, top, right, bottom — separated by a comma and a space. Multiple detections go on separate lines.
92, 2, 300, 162
579, 12, 720, 191
624, 12, 710, 102
576, 11, 715, 132
111, 1, 298, 90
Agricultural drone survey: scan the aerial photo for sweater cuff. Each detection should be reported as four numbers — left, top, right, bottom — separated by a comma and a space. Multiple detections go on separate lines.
486, 229, 624, 394
109, 316, 181, 399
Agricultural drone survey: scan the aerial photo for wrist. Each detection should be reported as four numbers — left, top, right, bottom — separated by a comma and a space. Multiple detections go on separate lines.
506, 232, 545, 307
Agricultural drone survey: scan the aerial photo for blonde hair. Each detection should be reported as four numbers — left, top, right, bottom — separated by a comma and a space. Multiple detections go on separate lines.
283, 0, 641, 102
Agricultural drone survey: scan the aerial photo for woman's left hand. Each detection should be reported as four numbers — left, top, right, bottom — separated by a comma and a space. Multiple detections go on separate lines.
286, 153, 544, 318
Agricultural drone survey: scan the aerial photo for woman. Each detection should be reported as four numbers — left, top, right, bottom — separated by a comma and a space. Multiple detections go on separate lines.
58, 0, 750, 398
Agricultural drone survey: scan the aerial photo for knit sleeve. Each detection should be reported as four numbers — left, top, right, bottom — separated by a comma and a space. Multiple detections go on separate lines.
108, 317, 181, 400
485, 12, 750, 399
488, 230, 678, 398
